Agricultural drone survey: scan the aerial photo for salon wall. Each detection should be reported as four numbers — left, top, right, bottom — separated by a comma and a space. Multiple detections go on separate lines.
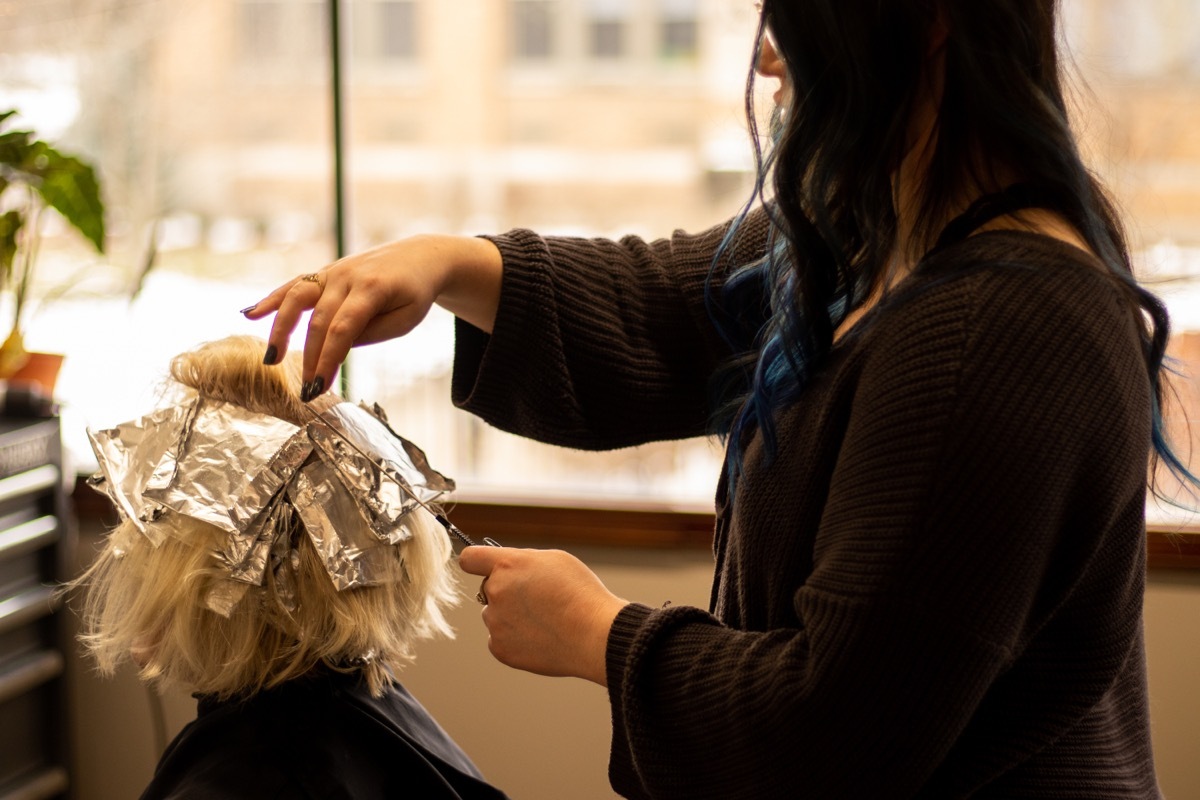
67, 525, 1200, 799
1141, 569, 1200, 798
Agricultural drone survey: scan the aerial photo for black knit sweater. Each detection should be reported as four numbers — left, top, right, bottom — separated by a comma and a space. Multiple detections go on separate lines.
452, 218, 1161, 799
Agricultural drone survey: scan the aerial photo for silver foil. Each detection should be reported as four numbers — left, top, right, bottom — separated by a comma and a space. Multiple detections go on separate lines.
88, 395, 455, 614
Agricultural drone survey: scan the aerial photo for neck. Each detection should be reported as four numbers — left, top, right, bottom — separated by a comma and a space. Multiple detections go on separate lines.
889, 37, 947, 278
889, 61, 1019, 278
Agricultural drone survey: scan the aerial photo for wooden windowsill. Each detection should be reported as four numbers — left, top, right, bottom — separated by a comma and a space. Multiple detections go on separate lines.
455, 498, 1200, 569
71, 476, 1200, 569
1145, 526, 1200, 570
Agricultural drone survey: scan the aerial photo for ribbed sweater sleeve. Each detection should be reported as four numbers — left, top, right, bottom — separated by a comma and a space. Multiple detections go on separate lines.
604, 250, 1154, 798
452, 213, 769, 449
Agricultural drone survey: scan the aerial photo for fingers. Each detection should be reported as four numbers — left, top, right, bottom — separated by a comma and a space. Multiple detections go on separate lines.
241, 239, 444, 402
460, 545, 517, 610
248, 268, 385, 400
246, 273, 325, 366
453, 546, 501, 609
299, 287, 337, 398
458, 544, 507, 577
242, 272, 319, 325
459, 547, 624, 685
303, 291, 426, 396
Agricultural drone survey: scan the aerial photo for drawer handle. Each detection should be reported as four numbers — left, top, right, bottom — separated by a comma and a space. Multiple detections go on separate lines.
0, 649, 64, 706
0, 516, 59, 560
0, 586, 56, 636
0, 765, 69, 800
0, 465, 60, 505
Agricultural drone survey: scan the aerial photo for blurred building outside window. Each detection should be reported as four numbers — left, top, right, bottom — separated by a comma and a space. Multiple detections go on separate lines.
376, 0, 418, 61
658, 0, 699, 61
1, 0, 1198, 517
512, 0, 557, 61
239, 0, 328, 65
586, 0, 630, 60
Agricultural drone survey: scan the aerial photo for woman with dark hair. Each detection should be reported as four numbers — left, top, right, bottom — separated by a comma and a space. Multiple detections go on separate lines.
246, 1, 1174, 796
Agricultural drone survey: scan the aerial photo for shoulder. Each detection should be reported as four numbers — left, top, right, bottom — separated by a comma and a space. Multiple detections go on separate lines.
145, 682, 380, 799
837, 231, 1151, 438
141, 697, 311, 798
862, 231, 1142, 358
914, 229, 1128, 307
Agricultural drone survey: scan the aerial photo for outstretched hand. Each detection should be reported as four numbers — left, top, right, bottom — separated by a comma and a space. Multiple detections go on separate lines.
242, 234, 503, 399
458, 546, 629, 687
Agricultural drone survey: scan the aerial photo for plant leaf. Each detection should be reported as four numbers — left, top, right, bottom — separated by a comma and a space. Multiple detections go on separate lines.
0, 209, 20, 277
0, 118, 34, 171
24, 141, 106, 254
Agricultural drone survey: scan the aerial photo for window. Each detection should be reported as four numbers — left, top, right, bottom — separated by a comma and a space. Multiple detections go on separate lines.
1084, 0, 1200, 78
1102, 0, 1169, 76
237, 0, 327, 66
505, 0, 705, 74
658, 0, 699, 60
2, 0, 1198, 514
586, 0, 631, 60
512, 0, 557, 61
239, 1, 286, 60
364, 0, 418, 62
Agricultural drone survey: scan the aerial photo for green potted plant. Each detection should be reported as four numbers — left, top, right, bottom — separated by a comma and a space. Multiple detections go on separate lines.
0, 108, 105, 389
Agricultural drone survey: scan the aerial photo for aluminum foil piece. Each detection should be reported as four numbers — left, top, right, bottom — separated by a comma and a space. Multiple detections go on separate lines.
87, 395, 455, 615
150, 399, 305, 534
203, 578, 252, 619
307, 402, 454, 543
87, 403, 197, 546
290, 455, 395, 591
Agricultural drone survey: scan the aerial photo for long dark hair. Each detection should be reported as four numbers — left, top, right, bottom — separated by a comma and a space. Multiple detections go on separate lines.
710, 0, 1191, 497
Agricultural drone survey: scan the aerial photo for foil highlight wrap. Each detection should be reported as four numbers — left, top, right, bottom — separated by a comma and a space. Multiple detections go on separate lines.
147, 399, 305, 534
307, 402, 453, 544
88, 396, 454, 614
87, 403, 197, 545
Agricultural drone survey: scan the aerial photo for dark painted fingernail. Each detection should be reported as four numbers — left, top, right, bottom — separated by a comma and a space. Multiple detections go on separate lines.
300, 375, 325, 403
240, 304, 257, 316
263, 344, 278, 365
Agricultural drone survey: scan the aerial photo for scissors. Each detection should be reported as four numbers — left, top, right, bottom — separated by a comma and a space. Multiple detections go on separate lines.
300, 403, 501, 554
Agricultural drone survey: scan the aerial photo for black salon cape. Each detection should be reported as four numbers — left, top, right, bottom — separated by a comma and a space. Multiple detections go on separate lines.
140, 670, 508, 799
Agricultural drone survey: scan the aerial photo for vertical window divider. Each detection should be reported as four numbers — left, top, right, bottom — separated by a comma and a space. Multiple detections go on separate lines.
328, 0, 351, 395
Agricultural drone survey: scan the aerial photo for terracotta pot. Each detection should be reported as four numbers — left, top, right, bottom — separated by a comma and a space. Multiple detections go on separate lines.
7, 351, 65, 397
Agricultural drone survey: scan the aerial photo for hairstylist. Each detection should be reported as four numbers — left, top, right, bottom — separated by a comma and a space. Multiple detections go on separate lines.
245, 1, 1175, 796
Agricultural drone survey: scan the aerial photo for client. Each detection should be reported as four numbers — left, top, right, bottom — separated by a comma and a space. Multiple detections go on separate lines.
69, 335, 507, 799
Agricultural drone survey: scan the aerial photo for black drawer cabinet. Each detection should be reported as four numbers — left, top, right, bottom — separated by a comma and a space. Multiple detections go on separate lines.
0, 418, 71, 800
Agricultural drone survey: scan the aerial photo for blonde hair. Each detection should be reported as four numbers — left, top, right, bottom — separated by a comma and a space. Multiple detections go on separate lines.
70, 336, 459, 699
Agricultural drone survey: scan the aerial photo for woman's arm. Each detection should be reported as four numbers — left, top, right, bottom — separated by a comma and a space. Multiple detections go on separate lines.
452, 213, 772, 449
245, 211, 770, 420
